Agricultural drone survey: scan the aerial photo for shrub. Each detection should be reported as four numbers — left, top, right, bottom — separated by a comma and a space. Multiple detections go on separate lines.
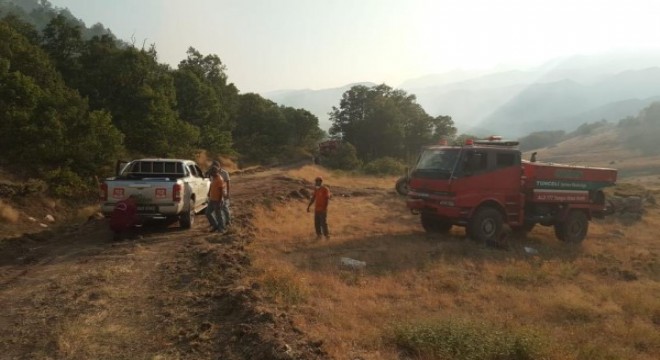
261, 268, 309, 305
390, 318, 549, 360
363, 157, 406, 176
44, 167, 92, 198
322, 143, 362, 170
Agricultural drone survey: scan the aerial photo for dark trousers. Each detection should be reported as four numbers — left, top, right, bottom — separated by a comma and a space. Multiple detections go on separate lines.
314, 211, 329, 237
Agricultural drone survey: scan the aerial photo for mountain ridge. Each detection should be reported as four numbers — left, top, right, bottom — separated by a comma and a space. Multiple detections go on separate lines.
263, 52, 660, 136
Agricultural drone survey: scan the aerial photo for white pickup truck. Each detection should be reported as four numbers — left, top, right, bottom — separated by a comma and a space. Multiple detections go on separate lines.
100, 158, 210, 229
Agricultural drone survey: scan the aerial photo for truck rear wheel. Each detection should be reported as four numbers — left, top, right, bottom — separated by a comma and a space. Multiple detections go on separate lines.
421, 214, 452, 233
180, 199, 195, 229
468, 207, 503, 243
395, 176, 409, 196
554, 210, 588, 243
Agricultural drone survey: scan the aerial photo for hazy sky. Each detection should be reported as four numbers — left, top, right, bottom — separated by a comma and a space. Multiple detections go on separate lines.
49, 0, 660, 94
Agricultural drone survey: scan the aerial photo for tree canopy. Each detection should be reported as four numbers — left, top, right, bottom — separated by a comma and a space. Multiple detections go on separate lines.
329, 84, 456, 162
0, 2, 324, 196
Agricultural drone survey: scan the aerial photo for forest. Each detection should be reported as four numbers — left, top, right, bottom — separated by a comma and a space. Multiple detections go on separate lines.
0, 0, 461, 197
4, 0, 658, 198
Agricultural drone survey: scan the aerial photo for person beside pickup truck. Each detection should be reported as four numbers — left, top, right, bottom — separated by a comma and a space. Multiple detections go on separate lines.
109, 194, 140, 240
206, 160, 232, 228
205, 167, 226, 232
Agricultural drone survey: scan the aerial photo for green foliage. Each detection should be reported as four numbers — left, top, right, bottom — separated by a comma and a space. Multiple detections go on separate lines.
363, 157, 406, 176
322, 142, 362, 170
41, 13, 83, 82
330, 84, 454, 162
43, 167, 92, 197
174, 47, 238, 154
0, 1, 326, 200
390, 318, 549, 360
0, 19, 124, 194
23, 178, 48, 195
233, 94, 323, 163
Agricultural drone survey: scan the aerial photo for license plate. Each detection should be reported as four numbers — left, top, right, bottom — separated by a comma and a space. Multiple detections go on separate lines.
137, 205, 157, 212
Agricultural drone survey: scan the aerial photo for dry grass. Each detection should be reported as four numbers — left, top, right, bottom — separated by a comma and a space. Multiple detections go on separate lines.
285, 164, 399, 190
0, 200, 20, 223
246, 176, 660, 360
195, 150, 239, 172
76, 204, 102, 221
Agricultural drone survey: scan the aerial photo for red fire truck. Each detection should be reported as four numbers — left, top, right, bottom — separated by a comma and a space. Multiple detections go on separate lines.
406, 136, 617, 244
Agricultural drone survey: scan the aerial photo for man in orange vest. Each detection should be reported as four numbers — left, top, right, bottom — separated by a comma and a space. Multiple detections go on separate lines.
307, 176, 331, 239
205, 167, 225, 232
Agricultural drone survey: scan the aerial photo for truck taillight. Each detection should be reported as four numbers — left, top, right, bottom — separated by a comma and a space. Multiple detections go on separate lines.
100, 183, 108, 201
173, 184, 182, 202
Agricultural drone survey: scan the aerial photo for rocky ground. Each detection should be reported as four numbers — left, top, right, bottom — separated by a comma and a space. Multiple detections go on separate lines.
0, 167, 330, 359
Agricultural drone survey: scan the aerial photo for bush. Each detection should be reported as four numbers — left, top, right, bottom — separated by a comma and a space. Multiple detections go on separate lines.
363, 157, 406, 176
390, 318, 549, 360
262, 269, 308, 305
322, 142, 362, 170
44, 167, 93, 198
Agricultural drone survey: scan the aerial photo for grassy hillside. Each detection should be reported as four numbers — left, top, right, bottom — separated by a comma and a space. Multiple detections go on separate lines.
523, 126, 660, 185
245, 165, 659, 359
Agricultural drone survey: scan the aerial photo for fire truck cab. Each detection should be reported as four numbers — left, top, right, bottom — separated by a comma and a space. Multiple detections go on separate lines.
406, 136, 617, 245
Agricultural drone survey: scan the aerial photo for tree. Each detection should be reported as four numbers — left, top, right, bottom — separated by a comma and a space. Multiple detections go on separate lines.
75, 41, 199, 157
233, 93, 290, 162
174, 47, 238, 154
41, 13, 82, 83
329, 84, 437, 162
431, 115, 457, 142
0, 20, 123, 180
280, 106, 323, 148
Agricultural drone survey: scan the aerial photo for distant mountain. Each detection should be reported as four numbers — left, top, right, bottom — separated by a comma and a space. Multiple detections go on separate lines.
563, 96, 660, 125
262, 51, 660, 137
479, 67, 660, 136
0, 0, 115, 40
262, 82, 376, 130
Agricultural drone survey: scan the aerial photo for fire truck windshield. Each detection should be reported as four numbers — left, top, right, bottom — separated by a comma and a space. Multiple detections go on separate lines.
413, 148, 460, 178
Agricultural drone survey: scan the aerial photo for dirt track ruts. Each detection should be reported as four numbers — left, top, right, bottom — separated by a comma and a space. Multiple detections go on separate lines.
0, 167, 328, 359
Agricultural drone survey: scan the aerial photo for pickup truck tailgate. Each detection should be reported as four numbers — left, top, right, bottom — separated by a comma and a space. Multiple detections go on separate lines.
103, 179, 180, 215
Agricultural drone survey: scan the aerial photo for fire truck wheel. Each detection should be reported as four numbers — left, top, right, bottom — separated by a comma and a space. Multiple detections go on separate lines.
395, 177, 409, 196
421, 214, 452, 233
468, 207, 503, 243
555, 210, 588, 243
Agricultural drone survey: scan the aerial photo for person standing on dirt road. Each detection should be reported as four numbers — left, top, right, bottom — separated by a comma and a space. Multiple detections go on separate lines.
206, 160, 232, 228
214, 160, 232, 228
307, 176, 331, 239
205, 167, 226, 233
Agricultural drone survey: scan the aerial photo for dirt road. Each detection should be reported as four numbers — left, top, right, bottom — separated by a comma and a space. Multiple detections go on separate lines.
0, 168, 327, 359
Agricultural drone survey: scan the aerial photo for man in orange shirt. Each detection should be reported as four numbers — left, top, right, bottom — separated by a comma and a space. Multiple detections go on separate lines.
307, 176, 331, 239
205, 167, 225, 232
